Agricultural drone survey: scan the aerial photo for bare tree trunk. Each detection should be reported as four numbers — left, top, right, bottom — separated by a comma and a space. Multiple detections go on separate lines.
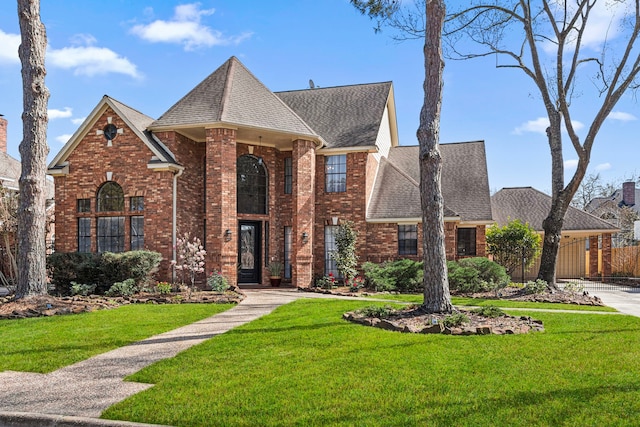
16, 0, 49, 299
420, 0, 452, 313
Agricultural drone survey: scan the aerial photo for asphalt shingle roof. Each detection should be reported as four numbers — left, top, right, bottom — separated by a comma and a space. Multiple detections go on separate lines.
368, 141, 493, 222
276, 82, 392, 149
150, 57, 316, 137
491, 187, 618, 231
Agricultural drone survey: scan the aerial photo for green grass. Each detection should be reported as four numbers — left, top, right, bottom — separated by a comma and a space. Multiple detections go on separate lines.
365, 293, 618, 312
0, 303, 233, 373
103, 299, 640, 426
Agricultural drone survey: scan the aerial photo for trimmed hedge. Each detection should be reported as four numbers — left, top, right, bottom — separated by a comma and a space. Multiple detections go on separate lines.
362, 259, 423, 293
47, 250, 162, 296
447, 257, 509, 293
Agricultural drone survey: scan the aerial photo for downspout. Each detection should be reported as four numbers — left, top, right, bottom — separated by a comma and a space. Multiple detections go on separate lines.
172, 168, 184, 283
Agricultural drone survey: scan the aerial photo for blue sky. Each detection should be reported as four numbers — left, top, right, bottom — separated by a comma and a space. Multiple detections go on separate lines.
0, 1, 638, 193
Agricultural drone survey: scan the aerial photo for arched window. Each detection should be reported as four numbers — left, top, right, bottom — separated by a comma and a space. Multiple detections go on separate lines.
237, 155, 267, 214
97, 181, 124, 212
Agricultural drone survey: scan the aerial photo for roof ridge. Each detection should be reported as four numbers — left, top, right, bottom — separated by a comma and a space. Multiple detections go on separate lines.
383, 156, 420, 188
219, 57, 237, 122
275, 81, 392, 95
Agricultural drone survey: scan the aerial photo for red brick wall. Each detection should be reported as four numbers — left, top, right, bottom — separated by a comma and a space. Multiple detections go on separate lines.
53, 108, 175, 278
292, 140, 316, 286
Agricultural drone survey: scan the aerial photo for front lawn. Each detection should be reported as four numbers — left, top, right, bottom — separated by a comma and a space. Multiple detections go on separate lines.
0, 303, 233, 373
103, 299, 640, 426
366, 293, 617, 312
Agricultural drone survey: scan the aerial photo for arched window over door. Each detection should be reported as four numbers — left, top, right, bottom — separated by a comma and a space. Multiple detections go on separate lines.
237, 155, 267, 214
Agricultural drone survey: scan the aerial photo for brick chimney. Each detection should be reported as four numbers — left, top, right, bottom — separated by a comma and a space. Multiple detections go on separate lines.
0, 114, 6, 153
622, 181, 636, 206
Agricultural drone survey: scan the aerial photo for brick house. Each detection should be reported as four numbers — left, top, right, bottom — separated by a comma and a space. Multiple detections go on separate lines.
47, 56, 493, 287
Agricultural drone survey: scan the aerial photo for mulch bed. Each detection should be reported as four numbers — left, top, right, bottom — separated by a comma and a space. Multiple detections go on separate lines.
307, 285, 605, 335
0, 288, 245, 320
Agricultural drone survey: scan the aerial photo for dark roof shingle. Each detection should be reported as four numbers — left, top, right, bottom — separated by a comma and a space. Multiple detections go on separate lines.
368, 141, 493, 222
491, 187, 618, 231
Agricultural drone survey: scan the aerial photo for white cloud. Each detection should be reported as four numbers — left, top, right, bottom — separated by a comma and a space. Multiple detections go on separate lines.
0, 29, 20, 65
55, 134, 73, 144
513, 117, 550, 135
48, 45, 140, 78
595, 162, 612, 171
564, 159, 579, 169
130, 3, 252, 51
608, 111, 637, 122
513, 116, 585, 135
48, 107, 73, 120
71, 117, 86, 125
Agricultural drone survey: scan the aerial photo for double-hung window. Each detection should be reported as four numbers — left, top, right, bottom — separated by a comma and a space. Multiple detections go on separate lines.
325, 155, 346, 193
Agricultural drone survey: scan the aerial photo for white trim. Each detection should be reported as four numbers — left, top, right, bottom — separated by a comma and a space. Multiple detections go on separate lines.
318, 146, 378, 155
366, 216, 461, 224
147, 163, 184, 173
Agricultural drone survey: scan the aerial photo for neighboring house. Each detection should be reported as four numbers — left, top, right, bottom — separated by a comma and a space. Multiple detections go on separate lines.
47, 56, 493, 287
491, 187, 618, 280
584, 181, 640, 246
0, 115, 55, 284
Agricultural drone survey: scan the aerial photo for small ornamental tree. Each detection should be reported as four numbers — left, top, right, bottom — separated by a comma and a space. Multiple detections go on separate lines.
486, 219, 542, 278
172, 233, 206, 289
333, 221, 359, 283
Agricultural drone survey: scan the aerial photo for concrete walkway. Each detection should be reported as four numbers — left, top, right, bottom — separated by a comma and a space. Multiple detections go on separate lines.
0, 287, 637, 426
0, 290, 301, 426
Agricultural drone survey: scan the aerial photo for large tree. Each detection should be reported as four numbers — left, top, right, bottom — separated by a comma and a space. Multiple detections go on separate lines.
353, 0, 453, 312
446, 1, 640, 287
16, 0, 49, 299
356, 0, 640, 288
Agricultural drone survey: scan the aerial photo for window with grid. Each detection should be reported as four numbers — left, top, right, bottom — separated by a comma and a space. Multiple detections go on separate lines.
284, 226, 292, 279
324, 225, 340, 276
284, 157, 292, 194
398, 224, 418, 255
97, 182, 124, 212
457, 228, 477, 257
130, 196, 144, 212
97, 216, 125, 253
131, 216, 144, 250
77, 198, 91, 213
237, 155, 268, 214
78, 218, 91, 252
325, 155, 347, 193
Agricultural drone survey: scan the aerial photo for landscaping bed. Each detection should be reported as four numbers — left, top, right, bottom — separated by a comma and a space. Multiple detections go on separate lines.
0, 288, 245, 320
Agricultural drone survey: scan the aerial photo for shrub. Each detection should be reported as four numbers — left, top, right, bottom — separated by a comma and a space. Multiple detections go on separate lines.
563, 281, 584, 295
207, 271, 230, 293
362, 259, 423, 293
156, 282, 173, 294
333, 221, 359, 283
447, 257, 509, 293
47, 251, 162, 296
486, 219, 542, 277
442, 313, 470, 327
314, 273, 337, 290
524, 279, 548, 294
105, 278, 137, 297
472, 305, 505, 318
70, 282, 96, 296
356, 305, 395, 319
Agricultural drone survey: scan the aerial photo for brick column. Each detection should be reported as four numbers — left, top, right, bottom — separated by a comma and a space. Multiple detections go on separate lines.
205, 128, 237, 285
476, 225, 486, 257
444, 222, 457, 260
602, 233, 612, 278
589, 235, 599, 278
292, 139, 315, 287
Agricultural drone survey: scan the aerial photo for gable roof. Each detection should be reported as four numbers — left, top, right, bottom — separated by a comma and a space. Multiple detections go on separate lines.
585, 184, 640, 216
491, 187, 619, 232
368, 141, 493, 222
276, 82, 394, 149
48, 96, 179, 174
150, 56, 320, 143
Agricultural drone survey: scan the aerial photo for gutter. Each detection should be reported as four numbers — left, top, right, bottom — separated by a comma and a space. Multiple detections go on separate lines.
172, 167, 184, 282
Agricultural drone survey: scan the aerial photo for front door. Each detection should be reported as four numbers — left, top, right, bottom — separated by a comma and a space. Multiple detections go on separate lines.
238, 221, 261, 283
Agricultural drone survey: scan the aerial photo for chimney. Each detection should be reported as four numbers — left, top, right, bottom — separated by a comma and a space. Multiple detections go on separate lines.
622, 181, 636, 206
0, 115, 6, 153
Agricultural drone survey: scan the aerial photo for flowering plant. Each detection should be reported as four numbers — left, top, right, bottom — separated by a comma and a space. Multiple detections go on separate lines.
171, 233, 206, 289
346, 276, 365, 293
315, 272, 337, 290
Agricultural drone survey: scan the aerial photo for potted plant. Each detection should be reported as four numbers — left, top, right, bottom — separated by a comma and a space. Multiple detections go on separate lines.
268, 261, 284, 287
